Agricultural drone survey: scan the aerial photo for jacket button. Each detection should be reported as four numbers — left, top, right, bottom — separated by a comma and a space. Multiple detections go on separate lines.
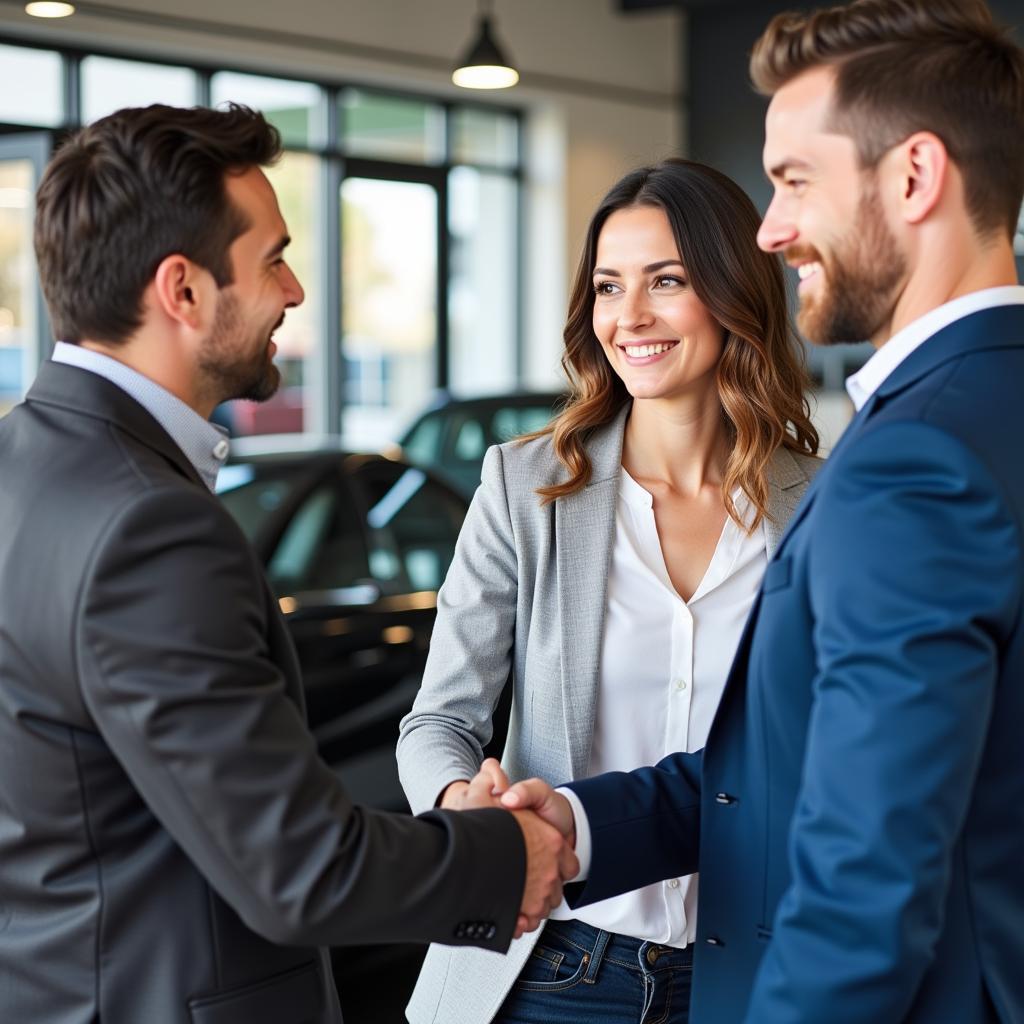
706, 936, 725, 947
454, 923, 468, 938
714, 792, 737, 805
485, 924, 496, 940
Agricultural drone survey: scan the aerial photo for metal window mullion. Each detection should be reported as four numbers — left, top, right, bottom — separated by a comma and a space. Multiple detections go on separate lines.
324, 152, 343, 435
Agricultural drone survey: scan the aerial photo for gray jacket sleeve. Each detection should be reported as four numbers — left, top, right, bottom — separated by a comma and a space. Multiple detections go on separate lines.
397, 445, 519, 814
76, 484, 525, 951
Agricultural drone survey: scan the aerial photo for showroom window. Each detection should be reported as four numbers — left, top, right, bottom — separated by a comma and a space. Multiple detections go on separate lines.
0, 41, 523, 445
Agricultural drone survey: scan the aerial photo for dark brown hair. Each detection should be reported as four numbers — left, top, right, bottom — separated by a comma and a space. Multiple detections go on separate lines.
750, 0, 1024, 239
34, 103, 282, 344
531, 158, 818, 531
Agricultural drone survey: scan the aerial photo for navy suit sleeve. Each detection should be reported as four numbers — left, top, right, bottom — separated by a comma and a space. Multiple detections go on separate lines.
745, 421, 1021, 1022
564, 751, 703, 906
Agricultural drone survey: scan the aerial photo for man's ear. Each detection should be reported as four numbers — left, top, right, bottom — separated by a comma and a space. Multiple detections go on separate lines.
151, 254, 214, 330
889, 131, 949, 226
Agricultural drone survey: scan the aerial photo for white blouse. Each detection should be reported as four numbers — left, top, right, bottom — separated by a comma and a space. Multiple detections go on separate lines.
551, 467, 767, 946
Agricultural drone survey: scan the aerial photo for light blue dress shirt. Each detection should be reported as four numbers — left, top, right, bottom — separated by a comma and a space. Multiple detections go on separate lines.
51, 341, 230, 491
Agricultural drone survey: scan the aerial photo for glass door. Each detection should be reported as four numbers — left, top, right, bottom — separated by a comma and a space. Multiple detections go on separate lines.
0, 132, 51, 419
339, 161, 446, 449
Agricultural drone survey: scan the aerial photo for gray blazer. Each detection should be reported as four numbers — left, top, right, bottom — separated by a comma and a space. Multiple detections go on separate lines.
0, 362, 525, 1024
396, 403, 821, 1024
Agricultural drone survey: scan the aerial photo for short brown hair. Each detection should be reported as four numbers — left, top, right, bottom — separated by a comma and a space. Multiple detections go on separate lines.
750, 0, 1024, 239
529, 159, 818, 532
34, 103, 281, 344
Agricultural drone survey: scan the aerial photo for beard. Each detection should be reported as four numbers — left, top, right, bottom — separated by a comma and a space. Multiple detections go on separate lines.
199, 290, 282, 404
793, 181, 907, 346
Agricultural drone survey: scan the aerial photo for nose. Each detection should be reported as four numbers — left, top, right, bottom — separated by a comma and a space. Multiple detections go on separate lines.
617, 288, 655, 331
282, 262, 305, 308
757, 194, 798, 253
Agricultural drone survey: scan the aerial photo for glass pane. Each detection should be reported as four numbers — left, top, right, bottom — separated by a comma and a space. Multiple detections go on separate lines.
82, 57, 197, 123
211, 72, 323, 148
341, 177, 437, 446
216, 461, 308, 540
491, 403, 557, 442
267, 481, 370, 594
354, 461, 465, 592
341, 90, 445, 163
450, 108, 518, 167
220, 151, 322, 437
0, 45, 62, 127
0, 159, 37, 418
448, 167, 517, 395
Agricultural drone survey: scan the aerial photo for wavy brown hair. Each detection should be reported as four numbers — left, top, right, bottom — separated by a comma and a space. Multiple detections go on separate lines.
530, 158, 818, 531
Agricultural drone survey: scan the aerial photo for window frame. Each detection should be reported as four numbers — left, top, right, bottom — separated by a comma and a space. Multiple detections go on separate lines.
0, 35, 526, 436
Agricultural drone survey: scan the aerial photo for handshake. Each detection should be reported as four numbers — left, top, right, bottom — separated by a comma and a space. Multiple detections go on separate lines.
441, 759, 577, 939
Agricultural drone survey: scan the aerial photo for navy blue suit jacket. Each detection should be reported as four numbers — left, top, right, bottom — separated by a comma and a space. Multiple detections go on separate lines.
567, 305, 1024, 1023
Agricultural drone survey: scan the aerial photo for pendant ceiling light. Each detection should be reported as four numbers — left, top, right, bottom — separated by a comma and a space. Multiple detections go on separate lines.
25, 1, 75, 15
452, 0, 519, 90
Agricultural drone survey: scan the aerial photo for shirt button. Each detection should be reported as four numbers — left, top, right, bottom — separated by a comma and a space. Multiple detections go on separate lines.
674, 678, 688, 692
667, 879, 680, 889
213, 439, 230, 460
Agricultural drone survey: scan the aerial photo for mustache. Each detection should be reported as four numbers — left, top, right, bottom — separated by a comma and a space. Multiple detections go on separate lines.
783, 244, 823, 265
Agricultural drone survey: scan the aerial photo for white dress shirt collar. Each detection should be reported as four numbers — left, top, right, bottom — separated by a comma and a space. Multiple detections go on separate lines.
845, 286, 1024, 411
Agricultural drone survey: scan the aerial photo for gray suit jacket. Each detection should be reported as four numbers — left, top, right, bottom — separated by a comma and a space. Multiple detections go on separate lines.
396, 403, 820, 1024
0, 362, 525, 1024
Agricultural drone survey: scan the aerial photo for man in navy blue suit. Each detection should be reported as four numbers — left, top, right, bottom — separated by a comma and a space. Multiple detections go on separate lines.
496, 1, 1024, 1020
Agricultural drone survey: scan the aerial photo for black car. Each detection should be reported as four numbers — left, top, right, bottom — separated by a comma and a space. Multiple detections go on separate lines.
398, 391, 566, 498
217, 443, 474, 810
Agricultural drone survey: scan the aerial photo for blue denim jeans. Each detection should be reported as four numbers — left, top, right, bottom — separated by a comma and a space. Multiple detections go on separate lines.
494, 918, 693, 1024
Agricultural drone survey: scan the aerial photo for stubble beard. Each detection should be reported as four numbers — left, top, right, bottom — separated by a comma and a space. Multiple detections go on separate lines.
199, 290, 281, 405
796, 181, 907, 346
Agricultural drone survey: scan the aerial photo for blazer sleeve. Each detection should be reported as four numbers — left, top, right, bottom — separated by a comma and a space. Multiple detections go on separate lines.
75, 484, 526, 952
745, 421, 1022, 1022
563, 750, 703, 906
397, 444, 520, 813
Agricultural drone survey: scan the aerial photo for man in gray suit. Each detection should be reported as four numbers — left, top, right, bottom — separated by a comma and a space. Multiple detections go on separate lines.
0, 103, 573, 1024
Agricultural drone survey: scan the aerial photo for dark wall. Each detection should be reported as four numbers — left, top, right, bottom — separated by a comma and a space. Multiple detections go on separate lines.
688, 0, 1024, 214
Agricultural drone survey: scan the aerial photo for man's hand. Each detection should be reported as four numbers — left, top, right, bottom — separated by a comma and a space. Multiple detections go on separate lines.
511, 809, 578, 939
439, 758, 511, 810
441, 763, 578, 938
501, 778, 576, 847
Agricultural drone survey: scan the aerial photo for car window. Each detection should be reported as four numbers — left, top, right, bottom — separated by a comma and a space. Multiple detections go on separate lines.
452, 418, 486, 461
401, 411, 445, 464
491, 405, 555, 443
217, 462, 308, 542
353, 460, 466, 592
265, 476, 371, 595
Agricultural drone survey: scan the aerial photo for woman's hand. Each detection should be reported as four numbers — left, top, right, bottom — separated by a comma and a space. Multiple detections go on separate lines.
439, 758, 512, 810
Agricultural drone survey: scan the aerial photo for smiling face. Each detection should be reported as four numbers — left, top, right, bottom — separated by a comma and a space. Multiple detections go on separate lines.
757, 66, 907, 345
198, 167, 304, 404
591, 204, 725, 406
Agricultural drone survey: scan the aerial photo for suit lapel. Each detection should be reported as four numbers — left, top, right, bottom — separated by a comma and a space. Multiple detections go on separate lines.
769, 390, 878, 558
556, 406, 628, 779
26, 360, 206, 489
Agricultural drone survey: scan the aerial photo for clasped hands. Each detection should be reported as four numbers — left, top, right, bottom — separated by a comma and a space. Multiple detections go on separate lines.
441, 759, 576, 939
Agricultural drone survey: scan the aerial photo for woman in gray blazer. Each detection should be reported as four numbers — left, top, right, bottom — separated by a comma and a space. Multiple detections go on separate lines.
397, 159, 821, 1024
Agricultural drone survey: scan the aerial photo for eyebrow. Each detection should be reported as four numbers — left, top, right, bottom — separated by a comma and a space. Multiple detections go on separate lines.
593, 259, 684, 277
264, 234, 291, 260
766, 158, 814, 180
